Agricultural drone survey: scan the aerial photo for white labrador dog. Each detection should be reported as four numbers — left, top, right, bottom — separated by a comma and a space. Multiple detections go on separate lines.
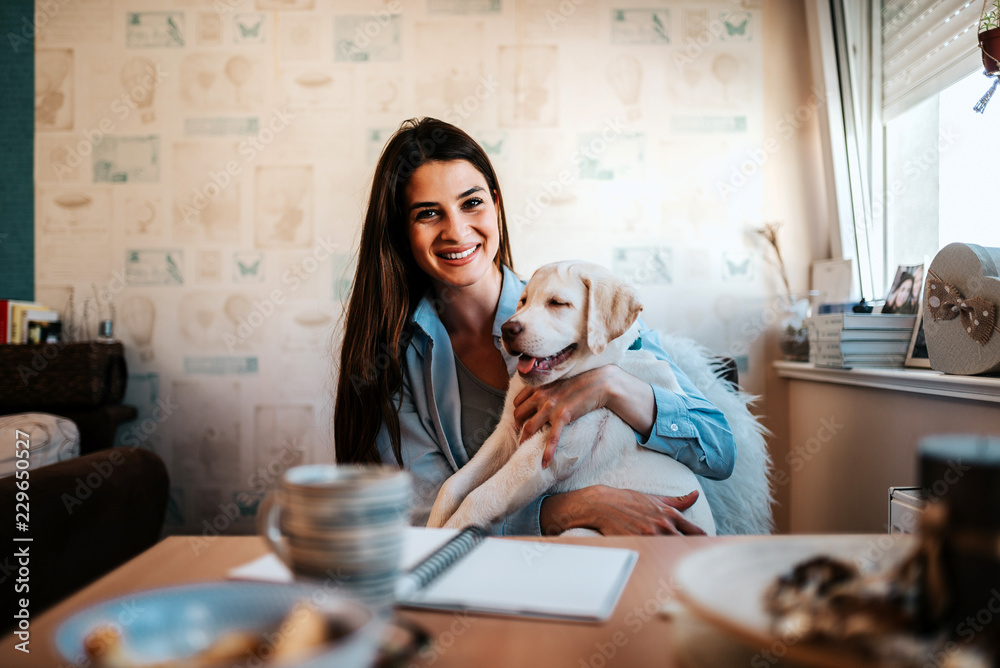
427, 261, 716, 535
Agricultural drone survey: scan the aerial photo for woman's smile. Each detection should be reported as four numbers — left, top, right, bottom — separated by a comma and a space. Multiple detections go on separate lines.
438, 243, 481, 262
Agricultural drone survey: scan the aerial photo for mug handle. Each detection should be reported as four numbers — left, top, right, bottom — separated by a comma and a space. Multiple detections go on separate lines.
257, 492, 292, 569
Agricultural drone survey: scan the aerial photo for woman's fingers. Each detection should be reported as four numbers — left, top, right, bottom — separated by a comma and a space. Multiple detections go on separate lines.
657, 490, 699, 511
657, 506, 707, 536
540, 423, 564, 468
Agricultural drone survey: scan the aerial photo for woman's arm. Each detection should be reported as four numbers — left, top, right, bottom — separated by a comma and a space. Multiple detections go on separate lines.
540, 486, 706, 536
377, 371, 549, 536
513, 326, 736, 480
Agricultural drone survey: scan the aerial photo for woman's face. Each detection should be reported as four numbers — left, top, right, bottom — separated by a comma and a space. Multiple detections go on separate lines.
893, 279, 914, 307
405, 159, 500, 291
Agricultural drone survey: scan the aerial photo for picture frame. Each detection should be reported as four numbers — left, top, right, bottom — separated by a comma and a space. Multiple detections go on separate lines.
882, 263, 923, 315
905, 307, 931, 368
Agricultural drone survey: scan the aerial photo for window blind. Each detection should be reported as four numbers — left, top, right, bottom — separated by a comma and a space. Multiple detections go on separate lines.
882, 0, 983, 120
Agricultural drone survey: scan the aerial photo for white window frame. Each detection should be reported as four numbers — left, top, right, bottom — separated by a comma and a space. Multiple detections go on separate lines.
806, 0, 884, 302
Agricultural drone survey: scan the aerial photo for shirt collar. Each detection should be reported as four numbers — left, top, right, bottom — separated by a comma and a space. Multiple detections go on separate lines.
410, 265, 525, 343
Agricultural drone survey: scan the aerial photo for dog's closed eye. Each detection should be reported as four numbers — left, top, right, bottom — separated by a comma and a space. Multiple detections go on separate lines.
548, 298, 570, 307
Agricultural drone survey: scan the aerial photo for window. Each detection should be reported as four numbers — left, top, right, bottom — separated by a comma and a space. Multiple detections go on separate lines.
885, 69, 1000, 280
808, 0, 988, 302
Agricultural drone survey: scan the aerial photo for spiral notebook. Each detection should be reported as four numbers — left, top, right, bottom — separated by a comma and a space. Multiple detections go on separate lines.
230, 527, 638, 622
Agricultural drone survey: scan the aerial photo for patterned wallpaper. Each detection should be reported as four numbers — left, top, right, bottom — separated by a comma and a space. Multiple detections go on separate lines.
33, 0, 780, 535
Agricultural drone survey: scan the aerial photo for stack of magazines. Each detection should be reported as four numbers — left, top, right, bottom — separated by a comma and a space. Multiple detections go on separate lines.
808, 313, 917, 368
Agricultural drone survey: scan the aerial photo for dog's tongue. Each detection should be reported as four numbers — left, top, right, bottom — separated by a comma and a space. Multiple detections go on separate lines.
516, 356, 536, 374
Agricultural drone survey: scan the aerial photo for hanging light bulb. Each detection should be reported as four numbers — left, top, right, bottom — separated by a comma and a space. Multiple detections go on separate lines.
121, 57, 159, 124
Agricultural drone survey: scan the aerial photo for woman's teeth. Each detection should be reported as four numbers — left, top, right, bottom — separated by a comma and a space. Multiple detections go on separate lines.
440, 246, 478, 260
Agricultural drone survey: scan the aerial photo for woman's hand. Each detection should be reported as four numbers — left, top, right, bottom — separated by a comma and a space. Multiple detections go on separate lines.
540, 485, 706, 536
512, 365, 656, 467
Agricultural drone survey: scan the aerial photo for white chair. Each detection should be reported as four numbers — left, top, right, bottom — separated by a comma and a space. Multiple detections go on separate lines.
659, 333, 774, 535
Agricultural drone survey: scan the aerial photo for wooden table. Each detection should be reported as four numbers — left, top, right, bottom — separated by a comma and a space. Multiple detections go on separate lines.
4, 534, 756, 668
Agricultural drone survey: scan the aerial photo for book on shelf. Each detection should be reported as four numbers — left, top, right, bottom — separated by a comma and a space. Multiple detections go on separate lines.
814, 328, 913, 342
816, 302, 857, 314
5, 302, 61, 344
808, 313, 917, 331
811, 339, 912, 356
26, 318, 61, 344
230, 526, 637, 622
813, 353, 907, 369
0, 300, 35, 344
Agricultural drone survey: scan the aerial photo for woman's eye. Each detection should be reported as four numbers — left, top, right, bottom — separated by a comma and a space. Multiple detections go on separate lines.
414, 209, 437, 220
462, 198, 483, 209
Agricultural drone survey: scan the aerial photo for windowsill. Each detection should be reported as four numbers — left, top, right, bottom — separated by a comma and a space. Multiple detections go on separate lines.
773, 361, 1000, 404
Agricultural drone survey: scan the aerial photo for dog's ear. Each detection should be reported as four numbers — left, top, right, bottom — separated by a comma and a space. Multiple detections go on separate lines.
582, 271, 643, 355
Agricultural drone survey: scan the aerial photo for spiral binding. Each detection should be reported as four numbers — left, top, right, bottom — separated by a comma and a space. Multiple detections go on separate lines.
407, 525, 488, 591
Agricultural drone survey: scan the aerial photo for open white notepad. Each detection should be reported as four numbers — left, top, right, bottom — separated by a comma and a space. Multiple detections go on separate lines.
229, 527, 638, 622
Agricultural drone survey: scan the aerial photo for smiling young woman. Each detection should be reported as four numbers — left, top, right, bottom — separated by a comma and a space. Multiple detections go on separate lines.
334, 117, 735, 536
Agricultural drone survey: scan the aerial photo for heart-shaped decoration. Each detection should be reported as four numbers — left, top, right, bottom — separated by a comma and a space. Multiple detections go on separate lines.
923, 243, 1000, 375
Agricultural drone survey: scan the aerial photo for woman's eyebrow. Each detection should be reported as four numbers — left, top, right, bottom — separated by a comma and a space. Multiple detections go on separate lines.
458, 186, 484, 199
409, 186, 485, 211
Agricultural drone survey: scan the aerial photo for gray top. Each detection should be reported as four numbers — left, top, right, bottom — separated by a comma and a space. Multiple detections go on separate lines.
454, 353, 506, 460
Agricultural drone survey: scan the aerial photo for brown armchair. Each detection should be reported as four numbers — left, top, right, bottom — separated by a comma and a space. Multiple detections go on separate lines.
0, 447, 169, 633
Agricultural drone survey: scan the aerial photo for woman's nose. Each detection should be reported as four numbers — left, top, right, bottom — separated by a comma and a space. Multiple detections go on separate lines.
439, 210, 471, 240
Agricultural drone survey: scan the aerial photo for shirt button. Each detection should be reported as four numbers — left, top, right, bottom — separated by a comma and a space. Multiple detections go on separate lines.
670, 423, 679, 432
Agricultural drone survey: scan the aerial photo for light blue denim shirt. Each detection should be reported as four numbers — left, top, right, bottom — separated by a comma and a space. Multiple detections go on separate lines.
375, 266, 736, 535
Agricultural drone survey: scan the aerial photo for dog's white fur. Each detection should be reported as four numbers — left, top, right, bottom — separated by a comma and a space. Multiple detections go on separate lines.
427, 261, 716, 535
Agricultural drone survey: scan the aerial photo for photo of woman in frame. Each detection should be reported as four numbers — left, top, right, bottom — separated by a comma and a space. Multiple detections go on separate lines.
882, 263, 924, 315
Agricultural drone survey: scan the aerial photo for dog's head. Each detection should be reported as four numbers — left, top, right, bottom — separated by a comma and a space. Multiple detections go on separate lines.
500, 261, 642, 385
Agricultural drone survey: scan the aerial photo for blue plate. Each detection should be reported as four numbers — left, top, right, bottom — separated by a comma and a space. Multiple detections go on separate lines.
55, 581, 383, 667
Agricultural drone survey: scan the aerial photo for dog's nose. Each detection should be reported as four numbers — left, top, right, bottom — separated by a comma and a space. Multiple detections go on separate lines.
501, 320, 522, 347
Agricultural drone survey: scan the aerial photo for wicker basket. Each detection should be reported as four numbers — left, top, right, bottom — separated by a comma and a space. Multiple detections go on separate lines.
0, 342, 127, 410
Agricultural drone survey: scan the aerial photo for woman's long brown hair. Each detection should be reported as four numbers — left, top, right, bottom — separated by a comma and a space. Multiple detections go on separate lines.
334, 118, 513, 465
